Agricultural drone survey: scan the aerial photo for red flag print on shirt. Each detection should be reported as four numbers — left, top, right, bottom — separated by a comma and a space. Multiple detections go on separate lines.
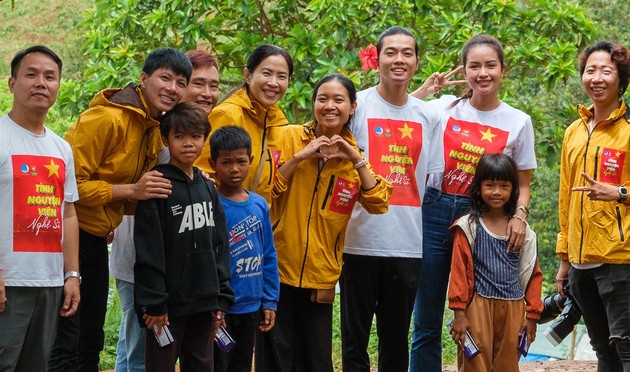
328, 177, 359, 214
367, 118, 423, 206
599, 148, 625, 185
12, 155, 66, 252
441, 118, 509, 195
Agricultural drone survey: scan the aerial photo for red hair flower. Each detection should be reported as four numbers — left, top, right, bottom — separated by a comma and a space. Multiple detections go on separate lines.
359, 43, 378, 71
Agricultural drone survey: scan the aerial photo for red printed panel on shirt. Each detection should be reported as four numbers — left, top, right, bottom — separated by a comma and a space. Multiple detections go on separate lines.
12, 155, 66, 252
328, 177, 359, 215
271, 150, 282, 170
441, 118, 509, 195
599, 148, 625, 185
367, 118, 423, 206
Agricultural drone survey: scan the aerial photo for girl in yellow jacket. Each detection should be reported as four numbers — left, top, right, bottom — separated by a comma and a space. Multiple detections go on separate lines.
255, 74, 392, 372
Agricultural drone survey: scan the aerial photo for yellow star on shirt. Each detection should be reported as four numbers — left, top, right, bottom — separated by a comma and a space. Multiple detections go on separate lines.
616, 151, 622, 158
398, 123, 414, 139
43, 159, 60, 178
479, 128, 497, 143
348, 182, 355, 189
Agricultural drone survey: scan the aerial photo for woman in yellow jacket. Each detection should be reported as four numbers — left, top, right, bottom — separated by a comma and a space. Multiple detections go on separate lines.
555, 41, 630, 371
195, 45, 292, 204
255, 74, 392, 372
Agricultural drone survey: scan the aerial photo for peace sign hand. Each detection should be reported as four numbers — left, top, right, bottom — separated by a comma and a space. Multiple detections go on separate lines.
412, 65, 467, 100
571, 172, 620, 201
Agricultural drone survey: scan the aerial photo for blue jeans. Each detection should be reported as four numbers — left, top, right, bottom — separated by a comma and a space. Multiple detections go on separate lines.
114, 279, 146, 372
569, 264, 630, 372
409, 187, 470, 372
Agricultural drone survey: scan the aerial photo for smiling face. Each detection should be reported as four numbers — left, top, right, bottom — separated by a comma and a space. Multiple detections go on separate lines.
313, 80, 357, 138
377, 33, 419, 86
9, 52, 60, 115
244, 54, 290, 110
140, 67, 188, 119
464, 44, 504, 99
181, 65, 220, 115
480, 179, 513, 212
582, 51, 620, 108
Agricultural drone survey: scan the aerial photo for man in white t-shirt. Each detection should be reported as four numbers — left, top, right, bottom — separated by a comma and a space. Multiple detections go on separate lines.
340, 26, 443, 372
0, 45, 80, 372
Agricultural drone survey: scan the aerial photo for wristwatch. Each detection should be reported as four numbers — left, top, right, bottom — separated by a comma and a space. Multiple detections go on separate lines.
618, 185, 628, 203
64, 271, 82, 284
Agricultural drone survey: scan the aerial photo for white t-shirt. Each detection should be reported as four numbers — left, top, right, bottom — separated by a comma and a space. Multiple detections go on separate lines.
426, 96, 537, 195
344, 87, 443, 258
0, 114, 79, 287
109, 147, 170, 282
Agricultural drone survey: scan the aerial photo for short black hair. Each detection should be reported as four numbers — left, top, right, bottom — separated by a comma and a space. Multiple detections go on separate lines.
209, 126, 252, 161
160, 102, 210, 139
11, 45, 62, 78
579, 41, 630, 96
376, 26, 418, 57
143, 47, 193, 83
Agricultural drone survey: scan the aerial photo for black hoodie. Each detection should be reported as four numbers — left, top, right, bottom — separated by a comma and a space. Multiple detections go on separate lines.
134, 164, 234, 321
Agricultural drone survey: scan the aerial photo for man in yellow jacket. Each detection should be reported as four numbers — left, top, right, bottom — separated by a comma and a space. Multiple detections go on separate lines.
48, 47, 192, 371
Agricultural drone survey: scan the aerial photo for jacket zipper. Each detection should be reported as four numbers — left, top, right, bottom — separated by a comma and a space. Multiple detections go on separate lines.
616, 206, 625, 242
321, 175, 335, 210
333, 233, 341, 264
298, 161, 324, 287
578, 117, 602, 264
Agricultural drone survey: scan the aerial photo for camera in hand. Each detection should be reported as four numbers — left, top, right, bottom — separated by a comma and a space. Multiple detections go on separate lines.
537, 283, 582, 346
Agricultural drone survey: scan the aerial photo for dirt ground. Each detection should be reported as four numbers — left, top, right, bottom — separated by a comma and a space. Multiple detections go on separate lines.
443, 360, 597, 371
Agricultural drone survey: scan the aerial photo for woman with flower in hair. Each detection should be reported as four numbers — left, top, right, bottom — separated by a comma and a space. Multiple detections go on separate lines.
408, 35, 537, 372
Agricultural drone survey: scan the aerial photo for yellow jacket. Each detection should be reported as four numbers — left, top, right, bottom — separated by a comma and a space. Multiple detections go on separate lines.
271, 123, 392, 288
556, 102, 630, 264
195, 87, 288, 204
64, 83, 162, 236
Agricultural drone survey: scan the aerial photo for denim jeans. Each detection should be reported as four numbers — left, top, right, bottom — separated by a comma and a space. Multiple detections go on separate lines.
114, 279, 146, 372
409, 187, 470, 372
569, 264, 630, 372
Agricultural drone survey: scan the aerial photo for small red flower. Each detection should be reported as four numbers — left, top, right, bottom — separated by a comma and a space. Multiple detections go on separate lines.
359, 43, 378, 71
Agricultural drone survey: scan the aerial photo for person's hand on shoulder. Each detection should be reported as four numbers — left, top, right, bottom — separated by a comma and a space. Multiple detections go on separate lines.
133, 170, 172, 200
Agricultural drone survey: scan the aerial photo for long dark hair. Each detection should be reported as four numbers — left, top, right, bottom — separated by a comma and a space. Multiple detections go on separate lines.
468, 153, 519, 224
450, 35, 505, 109
311, 74, 357, 128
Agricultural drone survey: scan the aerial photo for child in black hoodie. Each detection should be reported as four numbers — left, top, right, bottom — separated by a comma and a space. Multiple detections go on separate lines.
134, 102, 234, 372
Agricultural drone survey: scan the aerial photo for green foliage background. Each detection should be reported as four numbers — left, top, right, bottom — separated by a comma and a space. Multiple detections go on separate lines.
2, 0, 630, 369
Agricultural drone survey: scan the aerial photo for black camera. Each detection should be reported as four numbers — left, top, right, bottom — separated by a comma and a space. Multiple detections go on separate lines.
537, 283, 582, 346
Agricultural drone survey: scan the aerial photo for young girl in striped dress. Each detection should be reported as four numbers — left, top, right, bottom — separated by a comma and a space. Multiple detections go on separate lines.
447, 153, 543, 372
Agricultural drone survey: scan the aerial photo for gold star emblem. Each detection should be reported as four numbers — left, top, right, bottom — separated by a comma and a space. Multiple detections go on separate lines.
348, 182, 355, 189
43, 159, 60, 178
398, 123, 414, 139
616, 151, 622, 157
479, 128, 497, 143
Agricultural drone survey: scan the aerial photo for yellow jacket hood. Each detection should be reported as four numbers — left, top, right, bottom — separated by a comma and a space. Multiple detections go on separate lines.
65, 83, 162, 236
